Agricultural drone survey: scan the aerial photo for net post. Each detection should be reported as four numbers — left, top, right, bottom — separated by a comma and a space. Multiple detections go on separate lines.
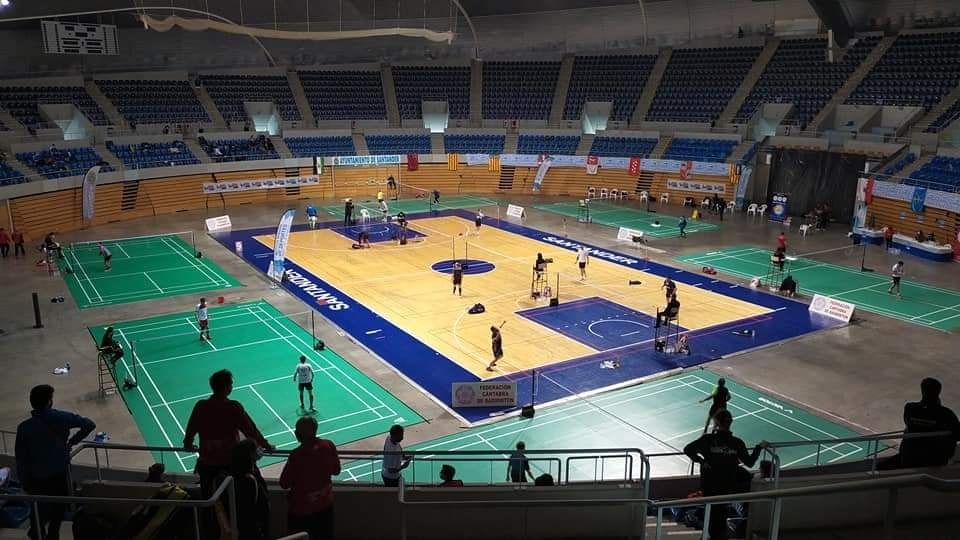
191, 230, 198, 256
311, 310, 317, 348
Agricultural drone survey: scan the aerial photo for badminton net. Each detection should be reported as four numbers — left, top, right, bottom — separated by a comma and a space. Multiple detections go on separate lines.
66, 231, 198, 260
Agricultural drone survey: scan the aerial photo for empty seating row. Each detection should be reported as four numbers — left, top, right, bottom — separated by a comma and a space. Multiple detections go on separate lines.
285, 136, 356, 158
200, 137, 279, 162
906, 155, 960, 190
106, 141, 200, 169
588, 137, 657, 157
564, 55, 657, 121
517, 135, 580, 155
298, 71, 386, 120
0, 162, 25, 185
848, 32, 960, 112
483, 61, 560, 120
393, 66, 470, 120
97, 79, 210, 125
200, 75, 301, 124
0, 86, 110, 129
16, 147, 113, 179
647, 46, 762, 123
735, 36, 880, 128
879, 153, 916, 177
443, 134, 505, 154
663, 138, 738, 162
364, 134, 431, 155
927, 99, 960, 132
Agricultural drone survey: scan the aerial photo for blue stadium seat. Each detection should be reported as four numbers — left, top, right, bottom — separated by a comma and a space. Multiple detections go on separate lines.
97, 80, 210, 125
0, 161, 26, 185
199, 75, 301, 124
879, 153, 916, 177
393, 66, 471, 120
483, 62, 560, 120
517, 135, 580, 155
564, 55, 657, 121
298, 71, 386, 120
201, 136, 279, 162
443, 134, 505, 154
0, 86, 110, 129
906, 156, 960, 191
663, 138, 738, 162
927, 99, 960, 132
106, 141, 200, 169
364, 135, 431, 155
285, 136, 357, 158
588, 137, 657, 157
16, 147, 114, 179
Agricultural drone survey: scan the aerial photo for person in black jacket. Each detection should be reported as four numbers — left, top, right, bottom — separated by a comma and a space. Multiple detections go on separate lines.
880, 378, 959, 470
684, 410, 769, 540
343, 199, 354, 226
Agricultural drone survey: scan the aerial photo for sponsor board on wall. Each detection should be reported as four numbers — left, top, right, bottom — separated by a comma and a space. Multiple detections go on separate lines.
666, 179, 726, 194
202, 175, 319, 194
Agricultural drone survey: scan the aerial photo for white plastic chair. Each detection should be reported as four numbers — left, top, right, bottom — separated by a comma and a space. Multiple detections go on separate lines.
587, 187, 596, 198
659, 193, 670, 205
701, 198, 711, 209
610, 188, 619, 199
600, 188, 609, 199
639, 191, 649, 203
757, 204, 768, 216
726, 201, 735, 213
359, 208, 371, 224
746, 203, 758, 216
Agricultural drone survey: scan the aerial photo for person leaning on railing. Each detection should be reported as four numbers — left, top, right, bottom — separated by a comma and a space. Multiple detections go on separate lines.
880, 377, 960, 470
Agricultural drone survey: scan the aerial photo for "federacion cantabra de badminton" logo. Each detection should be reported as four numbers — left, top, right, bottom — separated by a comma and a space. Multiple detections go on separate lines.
284, 270, 350, 310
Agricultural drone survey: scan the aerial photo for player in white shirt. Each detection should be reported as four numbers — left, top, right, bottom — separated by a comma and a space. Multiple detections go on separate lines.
576, 246, 590, 280
381, 425, 411, 487
196, 298, 211, 341
293, 355, 315, 411
98, 242, 112, 272
888, 260, 904, 299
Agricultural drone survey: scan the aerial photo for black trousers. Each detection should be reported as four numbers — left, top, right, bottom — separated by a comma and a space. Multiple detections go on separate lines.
26, 473, 69, 540
0, 244, 8, 257
288, 506, 335, 540
15, 242, 25, 256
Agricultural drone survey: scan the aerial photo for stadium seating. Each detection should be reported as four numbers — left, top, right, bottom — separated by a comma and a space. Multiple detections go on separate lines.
906, 155, 960, 190
199, 75, 300, 124
0, 119, 8, 131
564, 55, 657, 121
298, 71, 386, 120
517, 135, 580, 155
735, 36, 881, 127
588, 136, 657, 157
0, 86, 110, 129
848, 31, 960, 112
16, 147, 113, 179
647, 46, 762, 123
879, 153, 916, 177
201, 137, 279, 162
0, 161, 25, 185
285, 136, 356, 158
663, 138, 738, 162
483, 61, 560, 119
106, 141, 201, 169
443, 134, 505, 154
97, 79, 210, 125
364, 134, 431, 155
927, 99, 960, 132
393, 66, 471, 120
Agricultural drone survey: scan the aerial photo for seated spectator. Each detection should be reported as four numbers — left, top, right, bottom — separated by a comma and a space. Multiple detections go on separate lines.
779, 275, 798, 297
881, 378, 959, 470
145, 463, 166, 483
534, 473, 554, 486
915, 230, 925, 242
926, 231, 936, 243
439, 464, 463, 487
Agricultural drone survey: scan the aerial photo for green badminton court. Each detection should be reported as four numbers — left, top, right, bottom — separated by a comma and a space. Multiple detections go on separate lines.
318, 193, 499, 219
677, 246, 960, 331
61, 233, 241, 309
534, 200, 719, 238
337, 370, 870, 485
89, 300, 423, 473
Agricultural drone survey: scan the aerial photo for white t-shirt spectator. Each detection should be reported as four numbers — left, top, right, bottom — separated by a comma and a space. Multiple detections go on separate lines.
381, 436, 403, 480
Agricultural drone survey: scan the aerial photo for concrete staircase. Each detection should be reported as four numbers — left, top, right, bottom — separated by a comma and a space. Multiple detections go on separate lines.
184, 139, 212, 164
897, 152, 931, 180
5, 155, 36, 180
729, 139, 759, 164
286, 70, 316, 128
193, 84, 227, 128
0, 109, 27, 134
549, 53, 576, 126
503, 131, 519, 153
575, 133, 595, 156
470, 59, 483, 126
271, 136, 292, 159
650, 135, 673, 158
85, 80, 127, 129
430, 133, 445, 154
717, 39, 782, 127
381, 64, 401, 127
808, 35, 897, 132
352, 132, 369, 155
912, 84, 960, 133
94, 143, 123, 170
630, 48, 673, 126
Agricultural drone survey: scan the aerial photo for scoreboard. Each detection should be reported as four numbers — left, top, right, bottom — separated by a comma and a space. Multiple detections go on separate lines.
42, 21, 119, 56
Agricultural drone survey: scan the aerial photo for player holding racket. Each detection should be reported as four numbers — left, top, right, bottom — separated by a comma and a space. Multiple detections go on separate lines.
486, 321, 506, 372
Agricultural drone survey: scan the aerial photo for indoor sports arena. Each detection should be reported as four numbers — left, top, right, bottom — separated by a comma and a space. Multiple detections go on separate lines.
0, 1, 959, 538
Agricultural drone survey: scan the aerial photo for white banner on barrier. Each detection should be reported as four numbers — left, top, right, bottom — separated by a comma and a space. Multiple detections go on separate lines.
331, 155, 401, 167
616, 227, 644, 242
205, 215, 233, 232
202, 175, 319, 194
452, 382, 518, 407
506, 204, 525, 219
809, 294, 856, 323
666, 178, 726, 194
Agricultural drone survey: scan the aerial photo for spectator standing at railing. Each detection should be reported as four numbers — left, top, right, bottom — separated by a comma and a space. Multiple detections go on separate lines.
281, 416, 341, 539
881, 378, 960, 470
381, 424, 411, 487
684, 410, 769, 540
227, 439, 271, 540
507, 441, 535, 483
15, 384, 96, 540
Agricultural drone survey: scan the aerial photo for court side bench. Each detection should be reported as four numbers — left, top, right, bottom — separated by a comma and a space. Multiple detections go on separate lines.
891, 233, 955, 262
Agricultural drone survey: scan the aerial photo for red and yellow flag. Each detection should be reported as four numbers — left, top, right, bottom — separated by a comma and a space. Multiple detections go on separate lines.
488, 155, 501, 173
447, 153, 459, 171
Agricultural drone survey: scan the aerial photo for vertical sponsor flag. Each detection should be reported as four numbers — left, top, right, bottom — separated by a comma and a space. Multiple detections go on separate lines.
407, 153, 419, 171
864, 177, 874, 205
911, 187, 927, 213
628, 156, 641, 176
81, 165, 101, 221
679, 160, 693, 180
488, 155, 501, 173
532, 156, 553, 192
447, 153, 459, 171
585, 155, 599, 175
269, 208, 296, 282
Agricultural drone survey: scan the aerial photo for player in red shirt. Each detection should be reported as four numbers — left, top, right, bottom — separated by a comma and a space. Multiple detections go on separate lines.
280, 416, 341, 539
